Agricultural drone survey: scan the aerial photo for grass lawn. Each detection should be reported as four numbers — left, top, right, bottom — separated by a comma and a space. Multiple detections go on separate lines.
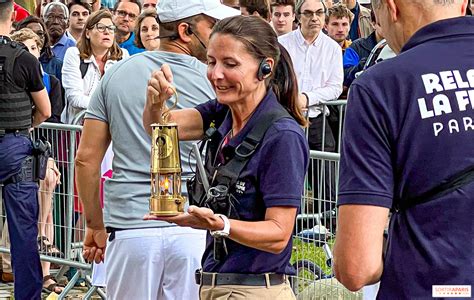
290, 237, 334, 275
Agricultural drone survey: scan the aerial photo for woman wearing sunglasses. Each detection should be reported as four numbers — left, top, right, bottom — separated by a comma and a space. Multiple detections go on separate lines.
62, 9, 129, 124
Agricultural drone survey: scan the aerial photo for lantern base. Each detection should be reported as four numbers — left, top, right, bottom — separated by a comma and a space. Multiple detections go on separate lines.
149, 196, 185, 216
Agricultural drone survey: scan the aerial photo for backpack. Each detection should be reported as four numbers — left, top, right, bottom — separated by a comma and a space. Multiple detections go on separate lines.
80, 59, 89, 78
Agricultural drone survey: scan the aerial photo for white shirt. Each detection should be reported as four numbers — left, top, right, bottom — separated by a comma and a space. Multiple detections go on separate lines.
61, 46, 130, 124
279, 29, 343, 118
65, 31, 77, 43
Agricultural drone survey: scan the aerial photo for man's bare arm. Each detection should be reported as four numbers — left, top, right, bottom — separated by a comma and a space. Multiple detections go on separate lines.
30, 88, 51, 127
333, 204, 389, 291
75, 119, 111, 229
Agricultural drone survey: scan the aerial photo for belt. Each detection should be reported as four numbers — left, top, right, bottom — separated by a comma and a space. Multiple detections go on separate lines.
106, 226, 176, 242
195, 270, 287, 287
0, 129, 30, 137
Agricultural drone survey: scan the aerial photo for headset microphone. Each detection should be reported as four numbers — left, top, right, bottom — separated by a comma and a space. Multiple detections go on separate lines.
186, 26, 207, 51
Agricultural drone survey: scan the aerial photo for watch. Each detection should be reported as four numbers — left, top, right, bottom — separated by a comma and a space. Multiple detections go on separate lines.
210, 214, 230, 238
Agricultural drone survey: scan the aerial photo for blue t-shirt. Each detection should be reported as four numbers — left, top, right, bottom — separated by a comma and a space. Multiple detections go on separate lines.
119, 32, 145, 56
343, 47, 360, 68
195, 89, 309, 274
339, 17, 474, 299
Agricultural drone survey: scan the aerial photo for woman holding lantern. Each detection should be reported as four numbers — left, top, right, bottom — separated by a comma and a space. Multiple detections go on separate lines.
142, 15, 309, 300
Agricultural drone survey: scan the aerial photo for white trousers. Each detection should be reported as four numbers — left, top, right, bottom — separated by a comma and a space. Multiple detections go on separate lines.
363, 283, 380, 300
105, 226, 206, 300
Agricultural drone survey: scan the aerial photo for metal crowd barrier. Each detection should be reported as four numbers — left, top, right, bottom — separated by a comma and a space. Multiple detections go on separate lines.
291, 100, 362, 299
0, 99, 349, 299
0, 122, 104, 299
318, 100, 347, 154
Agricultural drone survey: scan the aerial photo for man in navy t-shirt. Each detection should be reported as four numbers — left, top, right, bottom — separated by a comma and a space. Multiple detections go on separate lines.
333, 0, 474, 299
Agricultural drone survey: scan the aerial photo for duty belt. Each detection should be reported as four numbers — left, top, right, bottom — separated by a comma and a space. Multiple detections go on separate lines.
2, 156, 35, 185
0, 128, 30, 137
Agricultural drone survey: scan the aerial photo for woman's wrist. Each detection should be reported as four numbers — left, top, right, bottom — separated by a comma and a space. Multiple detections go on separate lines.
210, 215, 225, 231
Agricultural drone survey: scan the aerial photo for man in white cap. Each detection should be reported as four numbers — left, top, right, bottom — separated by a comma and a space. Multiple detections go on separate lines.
75, 0, 240, 299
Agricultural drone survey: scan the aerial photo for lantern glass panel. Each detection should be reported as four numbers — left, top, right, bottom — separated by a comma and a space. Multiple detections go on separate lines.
159, 174, 174, 196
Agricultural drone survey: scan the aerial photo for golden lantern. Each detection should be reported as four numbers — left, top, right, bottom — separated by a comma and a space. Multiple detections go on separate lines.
149, 90, 185, 216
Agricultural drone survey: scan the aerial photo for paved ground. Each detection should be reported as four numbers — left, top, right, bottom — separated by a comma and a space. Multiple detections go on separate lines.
0, 281, 101, 299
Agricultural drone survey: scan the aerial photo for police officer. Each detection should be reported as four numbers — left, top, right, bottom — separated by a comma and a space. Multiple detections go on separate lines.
0, 0, 51, 298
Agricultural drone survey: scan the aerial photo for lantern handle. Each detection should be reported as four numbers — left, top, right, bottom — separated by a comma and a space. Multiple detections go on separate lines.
161, 87, 179, 124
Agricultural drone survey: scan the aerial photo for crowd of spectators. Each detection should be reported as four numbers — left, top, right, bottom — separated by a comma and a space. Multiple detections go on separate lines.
7, 0, 385, 135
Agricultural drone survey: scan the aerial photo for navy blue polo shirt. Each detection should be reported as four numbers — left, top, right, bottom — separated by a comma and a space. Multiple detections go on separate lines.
195, 89, 309, 274
339, 17, 474, 299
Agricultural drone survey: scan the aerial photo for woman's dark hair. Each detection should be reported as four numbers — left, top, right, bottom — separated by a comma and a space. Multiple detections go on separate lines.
134, 9, 158, 49
210, 15, 307, 127
16, 16, 54, 59
77, 9, 124, 62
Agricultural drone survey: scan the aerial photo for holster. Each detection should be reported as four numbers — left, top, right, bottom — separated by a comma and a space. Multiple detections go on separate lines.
0, 138, 50, 185
32, 138, 51, 181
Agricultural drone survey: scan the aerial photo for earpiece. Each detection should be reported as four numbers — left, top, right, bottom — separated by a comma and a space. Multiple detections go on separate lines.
185, 25, 193, 36
257, 59, 272, 81
184, 23, 208, 50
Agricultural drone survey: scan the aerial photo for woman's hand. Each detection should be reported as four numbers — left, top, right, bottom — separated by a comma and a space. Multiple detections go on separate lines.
147, 64, 176, 109
47, 158, 61, 185
143, 205, 224, 231
298, 93, 309, 112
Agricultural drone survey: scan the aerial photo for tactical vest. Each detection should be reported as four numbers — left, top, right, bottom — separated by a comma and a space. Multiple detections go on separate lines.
187, 103, 292, 218
0, 38, 33, 130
